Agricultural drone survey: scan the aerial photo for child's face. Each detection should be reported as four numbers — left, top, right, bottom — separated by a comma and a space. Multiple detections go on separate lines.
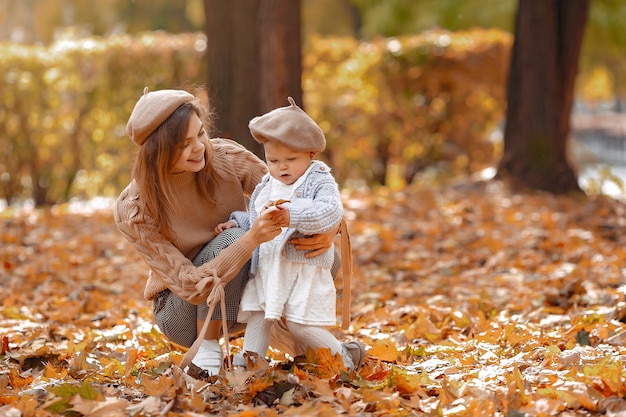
264, 141, 314, 185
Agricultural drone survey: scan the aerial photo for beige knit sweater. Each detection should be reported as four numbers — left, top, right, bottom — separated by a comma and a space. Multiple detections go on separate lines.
114, 139, 267, 304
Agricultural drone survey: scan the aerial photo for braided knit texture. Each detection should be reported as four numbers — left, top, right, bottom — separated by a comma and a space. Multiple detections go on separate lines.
114, 139, 267, 304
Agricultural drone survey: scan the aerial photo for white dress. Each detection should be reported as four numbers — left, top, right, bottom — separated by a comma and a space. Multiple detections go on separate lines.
238, 167, 337, 326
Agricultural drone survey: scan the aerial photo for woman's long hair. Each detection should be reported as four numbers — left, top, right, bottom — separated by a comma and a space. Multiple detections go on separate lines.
131, 97, 218, 238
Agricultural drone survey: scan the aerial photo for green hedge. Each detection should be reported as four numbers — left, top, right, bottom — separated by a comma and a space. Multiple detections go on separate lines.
305, 28, 511, 188
0, 28, 511, 207
0, 32, 206, 206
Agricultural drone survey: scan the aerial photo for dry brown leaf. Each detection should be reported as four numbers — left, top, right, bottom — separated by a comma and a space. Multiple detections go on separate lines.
4, 182, 626, 415
69, 395, 128, 417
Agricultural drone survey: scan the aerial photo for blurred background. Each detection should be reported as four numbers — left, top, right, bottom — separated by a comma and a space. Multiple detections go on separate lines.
0, 0, 624, 210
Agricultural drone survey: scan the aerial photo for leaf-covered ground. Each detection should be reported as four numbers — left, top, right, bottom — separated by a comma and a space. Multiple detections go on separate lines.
2, 180, 626, 416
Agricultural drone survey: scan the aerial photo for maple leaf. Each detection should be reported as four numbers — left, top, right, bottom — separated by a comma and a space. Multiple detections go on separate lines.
139, 374, 176, 398
254, 381, 298, 407
244, 374, 275, 402
7, 182, 626, 414
361, 388, 402, 412
124, 348, 139, 384
313, 347, 348, 378
437, 375, 458, 408
1, 336, 9, 355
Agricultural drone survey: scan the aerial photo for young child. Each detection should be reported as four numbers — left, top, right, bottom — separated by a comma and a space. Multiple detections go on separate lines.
215, 97, 356, 370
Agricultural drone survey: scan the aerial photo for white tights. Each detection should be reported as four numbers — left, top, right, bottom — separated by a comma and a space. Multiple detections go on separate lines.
233, 311, 353, 369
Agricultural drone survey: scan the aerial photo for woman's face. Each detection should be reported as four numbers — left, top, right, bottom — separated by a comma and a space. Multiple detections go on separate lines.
171, 113, 207, 174
264, 141, 314, 185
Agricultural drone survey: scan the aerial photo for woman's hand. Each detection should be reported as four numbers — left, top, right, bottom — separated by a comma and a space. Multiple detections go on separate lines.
290, 222, 340, 258
239, 209, 283, 251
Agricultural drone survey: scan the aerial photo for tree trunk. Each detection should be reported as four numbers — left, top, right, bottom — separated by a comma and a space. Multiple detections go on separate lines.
203, 0, 302, 159
497, 0, 590, 194
257, 0, 302, 112
230, 0, 262, 156
204, 0, 236, 139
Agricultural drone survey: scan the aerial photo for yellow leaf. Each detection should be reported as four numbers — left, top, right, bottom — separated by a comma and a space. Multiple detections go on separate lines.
368, 339, 399, 363
8, 368, 33, 391
437, 376, 457, 408
583, 358, 623, 395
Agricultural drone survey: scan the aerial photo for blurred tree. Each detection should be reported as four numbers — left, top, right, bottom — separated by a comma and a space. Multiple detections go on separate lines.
203, 0, 302, 158
302, 0, 360, 43
497, 0, 589, 193
349, 0, 517, 37
578, 0, 626, 111
349, 0, 625, 109
0, 0, 203, 43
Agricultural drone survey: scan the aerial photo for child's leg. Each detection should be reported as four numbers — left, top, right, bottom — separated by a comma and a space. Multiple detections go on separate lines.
233, 311, 274, 367
285, 320, 355, 370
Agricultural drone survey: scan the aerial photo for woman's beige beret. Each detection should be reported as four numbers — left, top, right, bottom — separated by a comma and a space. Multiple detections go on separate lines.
126, 87, 195, 146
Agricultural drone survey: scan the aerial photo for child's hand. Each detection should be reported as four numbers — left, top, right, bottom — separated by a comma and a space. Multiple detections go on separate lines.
267, 204, 290, 228
215, 221, 236, 234
261, 200, 290, 228
262, 199, 290, 213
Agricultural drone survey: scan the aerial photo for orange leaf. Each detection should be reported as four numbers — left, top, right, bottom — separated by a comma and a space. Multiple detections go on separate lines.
315, 347, 346, 378
140, 375, 175, 398
124, 348, 139, 383
8, 368, 33, 391
368, 339, 399, 363
44, 362, 68, 379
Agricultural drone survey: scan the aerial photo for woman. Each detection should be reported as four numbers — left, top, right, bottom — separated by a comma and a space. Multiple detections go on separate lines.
114, 88, 362, 379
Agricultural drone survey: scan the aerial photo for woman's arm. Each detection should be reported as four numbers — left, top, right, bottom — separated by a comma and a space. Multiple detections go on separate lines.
114, 186, 281, 304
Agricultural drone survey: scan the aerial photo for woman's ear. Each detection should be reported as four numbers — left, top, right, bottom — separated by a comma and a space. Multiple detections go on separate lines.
310, 152, 317, 159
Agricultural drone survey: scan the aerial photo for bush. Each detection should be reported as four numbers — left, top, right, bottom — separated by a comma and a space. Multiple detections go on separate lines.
0, 28, 511, 207
304, 28, 511, 189
0, 32, 206, 206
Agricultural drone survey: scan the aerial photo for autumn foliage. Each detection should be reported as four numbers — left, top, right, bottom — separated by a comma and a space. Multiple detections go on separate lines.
0, 32, 207, 206
0, 29, 510, 207
305, 29, 511, 187
3, 181, 626, 416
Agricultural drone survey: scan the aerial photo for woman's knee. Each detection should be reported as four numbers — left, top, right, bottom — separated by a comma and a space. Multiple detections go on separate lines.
153, 290, 199, 348
193, 228, 246, 266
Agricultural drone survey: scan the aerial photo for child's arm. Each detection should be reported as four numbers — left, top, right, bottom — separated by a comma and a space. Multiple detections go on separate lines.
287, 173, 343, 235
215, 210, 252, 234
214, 220, 237, 234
